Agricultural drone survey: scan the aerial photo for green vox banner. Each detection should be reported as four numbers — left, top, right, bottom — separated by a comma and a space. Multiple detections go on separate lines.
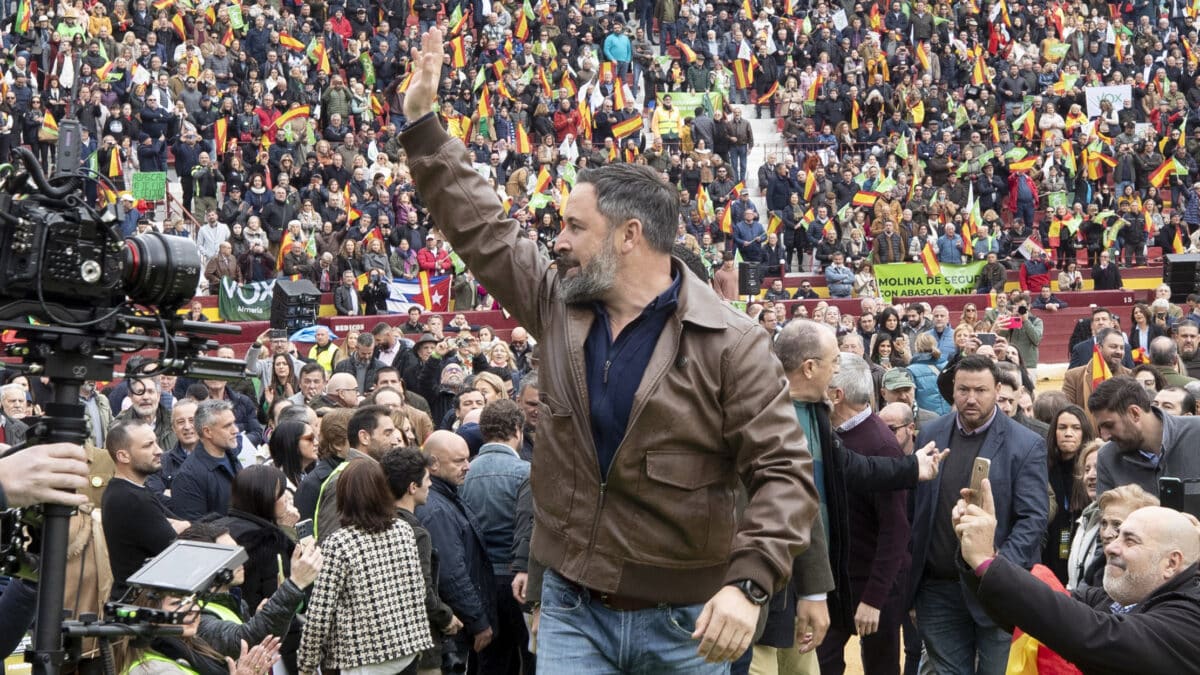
656, 91, 724, 114
875, 261, 986, 304
218, 277, 274, 321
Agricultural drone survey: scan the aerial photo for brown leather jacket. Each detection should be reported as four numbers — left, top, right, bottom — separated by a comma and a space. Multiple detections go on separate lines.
403, 116, 817, 604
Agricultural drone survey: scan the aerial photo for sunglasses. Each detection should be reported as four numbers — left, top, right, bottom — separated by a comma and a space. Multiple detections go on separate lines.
299, 434, 316, 442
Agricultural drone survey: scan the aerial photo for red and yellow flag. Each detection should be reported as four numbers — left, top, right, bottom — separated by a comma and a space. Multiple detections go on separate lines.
515, 124, 532, 154
449, 36, 467, 68
915, 42, 930, 71
41, 111, 58, 139
171, 14, 186, 40
1090, 343, 1113, 389
1149, 157, 1180, 187
108, 149, 122, 177
921, 242, 941, 277
851, 191, 879, 208
733, 60, 753, 90
214, 117, 228, 156
611, 114, 643, 139
675, 40, 698, 63
533, 166, 552, 193
279, 33, 305, 51
1009, 156, 1038, 172
767, 212, 783, 236
275, 105, 310, 128
803, 171, 817, 201
1174, 226, 1187, 253
720, 205, 733, 234
759, 80, 779, 103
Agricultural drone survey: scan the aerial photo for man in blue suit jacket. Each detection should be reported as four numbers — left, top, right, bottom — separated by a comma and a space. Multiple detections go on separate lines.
907, 354, 1049, 675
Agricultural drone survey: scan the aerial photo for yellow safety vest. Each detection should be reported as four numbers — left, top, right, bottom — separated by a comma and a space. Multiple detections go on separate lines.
313, 459, 353, 541
122, 651, 200, 675
198, 600, 243, 624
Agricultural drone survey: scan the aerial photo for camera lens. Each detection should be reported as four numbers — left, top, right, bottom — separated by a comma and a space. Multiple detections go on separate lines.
121, 232, 202, 308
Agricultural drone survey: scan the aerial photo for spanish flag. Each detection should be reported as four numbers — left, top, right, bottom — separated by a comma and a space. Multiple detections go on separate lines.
1149, 157, 1180, 187
538, 67, 553, 98
803, 171, 817, 201
449, 36, 467, 68
513, 124, 532, 155
13, 0, 30, 33
1009, 156, 1038, 172
990, 115, 1001, 142
275, 105, 310, 128
171, 13, 187, 40
560, 73, 576, 98
733, 60, 753, 90
371, 93, 386, 117
108, 148, 122, 177
1090, 343, 1113, 389
971, 51, 988, 86
912, 100, 925, 125
214, 117, 228, 156
915, 42, 930, 71
533, 166, 552, 193
277, 231, 298, 269
675, 40, 698, 63
806, 72, 822, 100
720, 205, 733, 234
363, 227, 384, 246
851, 191, 879, 208
767, 212, 783, 236
921, 242, 941, 277
152, 0, 175, 9
97, 184, 118, 208
221, 27, 235, 47
279, 33, 305, 52
759, 80, 779, 103
850, 100, 860, 130
1174, 226, 1187, 253
611, 77, 626, 109
742, 0, 753, 18
398, 71, 413, 93
476, 87, 492, 120
611, 114, 643, 139
697, 185, 714, 217
41, 111, 58, 139
309, 40, 331, 73
1012, 108, 1036, 140
514, 6, 529, 40
1006, 565, 1088, 675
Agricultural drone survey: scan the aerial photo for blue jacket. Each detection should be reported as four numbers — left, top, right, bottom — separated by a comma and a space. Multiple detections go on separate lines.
936, 233, 964, 264
909, 411, 1049, 624
905, 354, 950, 416
733, 219, 766, 262
924, 326, 957, 365
415, 476, 496, 636
824, 263, 854, 297
170, 445, 243, 521
459, 443, 530, 576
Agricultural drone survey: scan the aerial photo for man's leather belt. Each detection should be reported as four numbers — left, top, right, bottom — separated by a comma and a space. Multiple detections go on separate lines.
583, 587, 661, 612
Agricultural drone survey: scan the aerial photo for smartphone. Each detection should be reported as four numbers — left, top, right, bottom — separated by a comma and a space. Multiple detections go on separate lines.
295, 519, 314, 542
1160, 477, 1185, 512
969, 458, 991, 506
976, 332, 997, 346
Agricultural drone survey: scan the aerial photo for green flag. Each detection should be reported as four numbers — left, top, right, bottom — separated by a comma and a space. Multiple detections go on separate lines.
1003, 147, 1028, 161
528, 192, 553, 210
894, 136, 908, 159
448, 250, 467, 275
876, 176, 897, 193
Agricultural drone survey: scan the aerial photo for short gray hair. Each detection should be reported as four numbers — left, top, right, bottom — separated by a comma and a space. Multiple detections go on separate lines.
830, 353, 874, 407
775, 319, 834, 374
195, 399, 234, 432
578, 164, 678, 254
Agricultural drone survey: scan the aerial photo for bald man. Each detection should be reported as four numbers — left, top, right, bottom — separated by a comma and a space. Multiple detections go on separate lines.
325, 372, 360, 408
956, 480, 1200, 673
416, 431, 496, 666
879, 403, 916, 456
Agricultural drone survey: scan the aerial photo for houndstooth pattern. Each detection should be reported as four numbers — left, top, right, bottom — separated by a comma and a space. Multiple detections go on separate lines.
298, 518, 434, 671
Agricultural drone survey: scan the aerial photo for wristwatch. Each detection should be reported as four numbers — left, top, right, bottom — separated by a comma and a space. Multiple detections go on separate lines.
728, 579, 770, 606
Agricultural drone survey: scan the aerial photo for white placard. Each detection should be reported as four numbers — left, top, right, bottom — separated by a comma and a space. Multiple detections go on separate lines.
1085, 85, 1132, 118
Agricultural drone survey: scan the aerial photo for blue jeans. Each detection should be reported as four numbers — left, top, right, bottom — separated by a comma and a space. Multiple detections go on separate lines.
729, 144, 749, 183
914, 580, 1011, 675
538, 569, 731, 675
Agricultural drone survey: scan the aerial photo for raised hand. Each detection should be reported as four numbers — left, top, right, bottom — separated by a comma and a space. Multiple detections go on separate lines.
404, 28, 445, 121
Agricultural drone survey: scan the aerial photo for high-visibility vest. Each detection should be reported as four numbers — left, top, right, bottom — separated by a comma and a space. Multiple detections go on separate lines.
198, 600, 243, 624
312, 459, 350, 541
122, 651, 200, 675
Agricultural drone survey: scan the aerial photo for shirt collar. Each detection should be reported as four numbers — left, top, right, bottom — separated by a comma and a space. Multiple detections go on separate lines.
956, 406, 999, 437
591, 268, 681, 319
835, 406, 872, 433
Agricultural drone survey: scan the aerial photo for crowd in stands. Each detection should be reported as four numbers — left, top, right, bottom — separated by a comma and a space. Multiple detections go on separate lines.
9, 0, 1200, 672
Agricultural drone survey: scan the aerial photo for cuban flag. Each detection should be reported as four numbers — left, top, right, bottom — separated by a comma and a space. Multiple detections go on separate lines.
388, 272, 452, 312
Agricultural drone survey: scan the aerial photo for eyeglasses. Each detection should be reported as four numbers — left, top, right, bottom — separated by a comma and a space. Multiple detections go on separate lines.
887, 423, 910, 432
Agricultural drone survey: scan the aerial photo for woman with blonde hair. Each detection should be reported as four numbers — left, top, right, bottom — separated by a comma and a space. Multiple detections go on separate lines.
473, 371, 508, 403
906, 333, 949, 415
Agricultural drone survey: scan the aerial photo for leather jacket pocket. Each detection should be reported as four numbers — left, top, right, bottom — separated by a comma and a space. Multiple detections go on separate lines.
636, 450, 735, 564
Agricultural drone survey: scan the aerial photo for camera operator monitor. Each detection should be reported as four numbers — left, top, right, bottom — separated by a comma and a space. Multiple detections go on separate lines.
1159, 477, 1200, 520
126, 541, 248, 595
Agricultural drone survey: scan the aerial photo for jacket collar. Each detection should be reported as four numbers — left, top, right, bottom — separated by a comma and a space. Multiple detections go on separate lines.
673, 256, 732, 330
478, 442, 519, 458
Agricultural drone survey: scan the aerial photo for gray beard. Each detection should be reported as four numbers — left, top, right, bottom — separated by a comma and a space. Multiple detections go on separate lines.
558, 241, 618, 305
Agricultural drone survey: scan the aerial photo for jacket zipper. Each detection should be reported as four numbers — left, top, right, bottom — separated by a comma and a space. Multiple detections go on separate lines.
580, 317, 683, 575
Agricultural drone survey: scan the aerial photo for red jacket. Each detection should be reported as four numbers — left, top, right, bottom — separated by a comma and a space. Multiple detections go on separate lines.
1006, 172, 1039, 211
553, 108, 582, 143
417, 247, 452, 273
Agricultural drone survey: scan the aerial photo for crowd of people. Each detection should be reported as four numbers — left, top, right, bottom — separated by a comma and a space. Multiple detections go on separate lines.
7, 0, 1200, 673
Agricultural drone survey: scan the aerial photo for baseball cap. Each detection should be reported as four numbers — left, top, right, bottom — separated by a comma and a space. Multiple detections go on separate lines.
881, 369, 915, 391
